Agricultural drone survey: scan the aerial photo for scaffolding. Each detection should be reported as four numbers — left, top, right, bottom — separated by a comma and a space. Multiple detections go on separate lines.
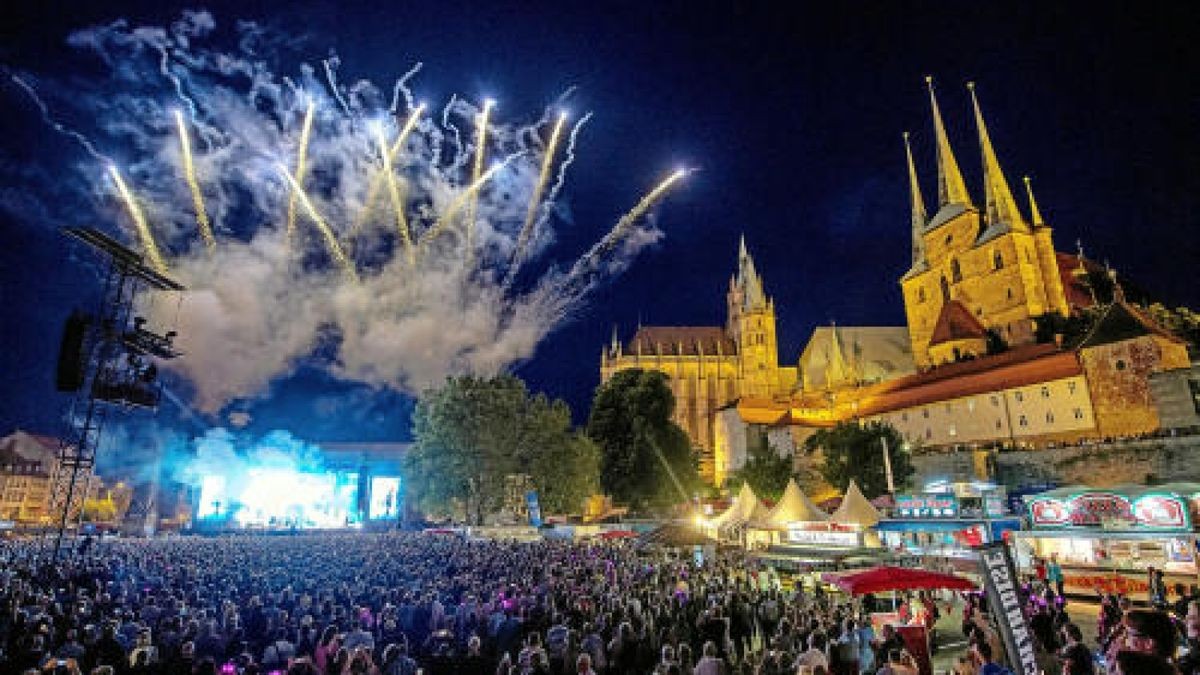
46, 227, 184, 561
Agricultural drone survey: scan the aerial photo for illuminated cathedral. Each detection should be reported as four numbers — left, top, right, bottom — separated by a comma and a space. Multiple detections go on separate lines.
602, 79, 1192, 488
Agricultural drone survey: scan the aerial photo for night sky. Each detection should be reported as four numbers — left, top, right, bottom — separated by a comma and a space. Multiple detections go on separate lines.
2, 1, 1198, 444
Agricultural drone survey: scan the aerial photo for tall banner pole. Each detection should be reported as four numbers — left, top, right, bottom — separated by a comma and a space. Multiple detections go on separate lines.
976, 541, 1039, 675
882, 437, 896, 494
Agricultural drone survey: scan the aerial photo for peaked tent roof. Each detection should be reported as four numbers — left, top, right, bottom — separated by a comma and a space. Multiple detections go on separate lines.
830, 479, 882, 527
711, 482, 765, 529
928, 300, 987, 346
821, 566, 977, 595
753, 479, 828, 529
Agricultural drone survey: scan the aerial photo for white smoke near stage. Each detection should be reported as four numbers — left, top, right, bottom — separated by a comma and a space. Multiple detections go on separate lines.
6, 10, 687, 414
176, 428, 402, 529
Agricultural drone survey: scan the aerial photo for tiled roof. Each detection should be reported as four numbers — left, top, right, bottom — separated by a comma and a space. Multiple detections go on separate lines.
627, 326, 737, 356
853, 345, 1081, 417
928, 300, 987, 346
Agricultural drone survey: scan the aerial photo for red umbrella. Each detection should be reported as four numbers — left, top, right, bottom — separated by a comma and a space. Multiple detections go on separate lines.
598, 529, 637, 540
821, 566, 977, 595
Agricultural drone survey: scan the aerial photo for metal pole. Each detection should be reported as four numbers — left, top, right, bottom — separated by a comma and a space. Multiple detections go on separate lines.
882, 437, 896, 494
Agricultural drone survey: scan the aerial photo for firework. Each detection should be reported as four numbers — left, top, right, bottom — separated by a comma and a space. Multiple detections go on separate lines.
508, 111, 567, 277
351, 103, 425, 235
277, 164, 358, 282
373, 124, 414, 263
107, 165, 168, 273
286, 100, 316, 246
464, 99, 494, 257
173, 110, 215, 250
419, 159, 513, 251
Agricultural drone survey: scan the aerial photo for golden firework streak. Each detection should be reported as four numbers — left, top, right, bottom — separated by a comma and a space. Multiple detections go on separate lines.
108, 165, 168, 274
173, 111, 216, 250
510, 112, 567, 272
607, 168, 689, 246
286, 100, 316, 246
464, 99, 493, 255
351, 104, 425, 233
278, 165, 359, 282
374, 125, 414, 264
419, 160, 509, 250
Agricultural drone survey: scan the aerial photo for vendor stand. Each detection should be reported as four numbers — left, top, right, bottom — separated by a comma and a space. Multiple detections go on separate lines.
1013, 483, 1200, 602
878, 491, 1022, 569
821, 566, 978, 675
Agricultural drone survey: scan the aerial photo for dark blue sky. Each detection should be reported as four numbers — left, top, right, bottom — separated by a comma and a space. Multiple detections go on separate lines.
3, 1, 1198, 442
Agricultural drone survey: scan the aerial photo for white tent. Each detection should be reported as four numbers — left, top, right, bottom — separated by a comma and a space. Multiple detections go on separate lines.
708, 482, 765, 533
829, 479, 881, 528
753, 479, 828, 529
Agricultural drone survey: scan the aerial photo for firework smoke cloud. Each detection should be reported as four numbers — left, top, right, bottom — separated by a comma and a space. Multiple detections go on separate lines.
5, 11, 684, 414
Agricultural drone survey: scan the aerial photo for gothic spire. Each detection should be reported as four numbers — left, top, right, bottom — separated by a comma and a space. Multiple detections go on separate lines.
926, 76, 971, 208
903, 131, 928, 273
967, 82, 1026, 230
736, 235, 767, 310
1023, 175, 1045, 227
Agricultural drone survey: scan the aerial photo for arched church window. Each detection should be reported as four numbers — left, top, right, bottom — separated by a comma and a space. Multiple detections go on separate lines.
993, 249, 1004, 270
940, 276, 950, 302
951, 258, 963, 283
918, 287, 926, 303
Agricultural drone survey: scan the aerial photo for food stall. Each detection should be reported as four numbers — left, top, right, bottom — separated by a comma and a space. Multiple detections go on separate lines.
1012, 483, 1200, 601
877, 486, 1022, 567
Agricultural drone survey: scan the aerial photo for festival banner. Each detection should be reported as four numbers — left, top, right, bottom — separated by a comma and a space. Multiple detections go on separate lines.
976, 541, 1038, 675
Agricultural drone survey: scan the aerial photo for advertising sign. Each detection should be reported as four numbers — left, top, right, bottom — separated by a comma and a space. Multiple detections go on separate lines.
786, 528, 860, 547
977, 542, 1038, 675
1028, 491, 1190, 531
895, 493, 959, 518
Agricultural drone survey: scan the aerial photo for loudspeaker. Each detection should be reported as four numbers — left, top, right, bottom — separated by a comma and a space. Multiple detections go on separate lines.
56, 311, 91, 392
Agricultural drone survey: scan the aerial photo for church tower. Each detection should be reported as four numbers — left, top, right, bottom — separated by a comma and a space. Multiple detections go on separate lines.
727, 236, 781, 398
901, 79, 1070, 368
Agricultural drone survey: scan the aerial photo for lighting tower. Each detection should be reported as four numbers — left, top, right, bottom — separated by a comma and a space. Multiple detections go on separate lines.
48, 227, 184, 561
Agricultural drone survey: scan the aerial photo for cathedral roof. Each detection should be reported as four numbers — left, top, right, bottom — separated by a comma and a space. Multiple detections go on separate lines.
928, 300, 988, 346
627, 326, 737, 356
1076, 298, 1181, 349
799, 326, 915, 391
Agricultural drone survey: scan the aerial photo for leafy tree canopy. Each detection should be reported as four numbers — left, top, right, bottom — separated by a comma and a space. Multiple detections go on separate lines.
406, 374, 600, 523
725, 433, 794, 501
804, 421, 912, 499
586, 369, 701, 511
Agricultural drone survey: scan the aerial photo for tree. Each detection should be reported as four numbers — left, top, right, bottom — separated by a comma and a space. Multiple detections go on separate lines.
586, 369, 702, 511
726, 433, 794, 501
406, 375, 599, 524
804, 421, 913, 499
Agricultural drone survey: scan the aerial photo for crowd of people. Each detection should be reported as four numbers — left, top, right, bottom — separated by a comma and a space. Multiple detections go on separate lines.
1, 532, 1199, 674
0, 532, 935, 675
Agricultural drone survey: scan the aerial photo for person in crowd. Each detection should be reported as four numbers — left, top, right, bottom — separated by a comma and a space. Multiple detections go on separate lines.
1057, 623, 1094, 675
1121, 608, 1178, 662
1111, 649, 1178, 675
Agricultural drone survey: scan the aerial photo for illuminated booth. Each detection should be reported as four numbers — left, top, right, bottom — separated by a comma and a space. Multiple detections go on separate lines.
753, 480, 892, 572
1012, 484, 1200, 601
877, 482, 1022, 562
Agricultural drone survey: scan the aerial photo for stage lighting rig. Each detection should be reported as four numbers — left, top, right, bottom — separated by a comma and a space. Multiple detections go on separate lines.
46, 227, 185, 561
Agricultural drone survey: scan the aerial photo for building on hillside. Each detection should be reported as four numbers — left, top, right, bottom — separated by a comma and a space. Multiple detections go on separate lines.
603, 80, 1196, 490
600, 237, 798, 481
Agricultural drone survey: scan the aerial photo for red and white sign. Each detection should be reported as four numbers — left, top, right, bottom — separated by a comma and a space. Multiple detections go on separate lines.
1028, 491, 1191, 531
